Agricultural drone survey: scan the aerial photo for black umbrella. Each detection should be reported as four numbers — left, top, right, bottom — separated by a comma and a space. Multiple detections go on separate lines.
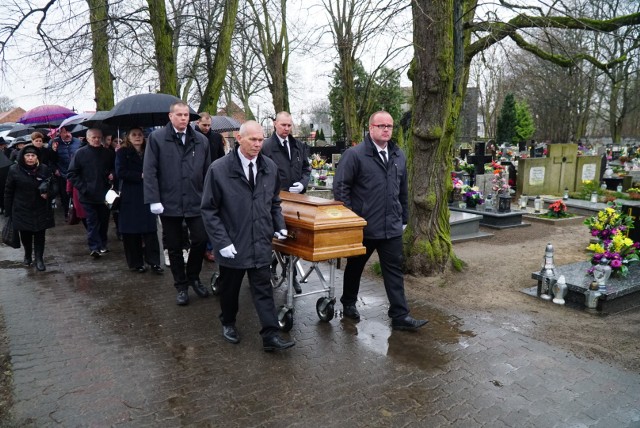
80, 110, 111, 128
209, 116, 241, 133
7, 124, 35, 138
103, 93, 199, 128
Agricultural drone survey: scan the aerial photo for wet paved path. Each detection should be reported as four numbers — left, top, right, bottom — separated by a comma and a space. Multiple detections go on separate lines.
0, 216, 639, 427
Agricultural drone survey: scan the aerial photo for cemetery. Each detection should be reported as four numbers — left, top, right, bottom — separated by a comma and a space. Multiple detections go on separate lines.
451, 139, 640, 313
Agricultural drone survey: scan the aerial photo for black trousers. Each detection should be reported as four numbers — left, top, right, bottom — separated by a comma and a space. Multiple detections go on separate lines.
122, 232, 161, 269
83, 202, 110, 252
55, 176, 71, 217
20, 230, 45, 257
160, 215, 206, 289
341, 236, 409, 320
218, 265, 279, 338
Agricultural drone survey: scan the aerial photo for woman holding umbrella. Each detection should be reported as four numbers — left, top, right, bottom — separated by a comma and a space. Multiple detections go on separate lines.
115, 127, 163, 274
3, 144, 57, 271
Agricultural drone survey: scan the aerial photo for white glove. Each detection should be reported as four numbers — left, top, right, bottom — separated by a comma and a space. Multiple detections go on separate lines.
220, 244, 237, 258
288, 182, 304, 193
274, 229, 288, 240
150, 202, 164, 214
402, 224, 407, 231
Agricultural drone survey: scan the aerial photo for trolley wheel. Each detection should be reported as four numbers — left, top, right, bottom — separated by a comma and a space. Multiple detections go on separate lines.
210, 272, 220, 295
316, 297, 335, 322
278, 306, 294, 332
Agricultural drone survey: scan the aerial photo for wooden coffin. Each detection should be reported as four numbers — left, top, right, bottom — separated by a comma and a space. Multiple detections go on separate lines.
273, 191, 367, 262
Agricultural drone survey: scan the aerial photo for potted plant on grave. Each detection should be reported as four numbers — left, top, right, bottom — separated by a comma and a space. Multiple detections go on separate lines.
451, 174, 464, 202
540, 200, 573, 219
584, 203, 634, 241
627, 188, 640, 200
461, 185, 484, 209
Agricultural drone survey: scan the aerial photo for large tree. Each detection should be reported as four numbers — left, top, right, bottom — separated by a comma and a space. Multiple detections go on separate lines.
407, 0, 640, 275
246, 0, 290, 113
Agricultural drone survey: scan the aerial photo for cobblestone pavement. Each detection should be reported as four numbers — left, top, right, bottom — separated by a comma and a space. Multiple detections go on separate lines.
0, 216, 639, 427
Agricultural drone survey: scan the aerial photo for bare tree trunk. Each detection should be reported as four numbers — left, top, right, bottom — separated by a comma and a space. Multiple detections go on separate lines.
147, 0, 177, 95
248, 0, 290, 113
86, 0, 114, 110
199, 0, 239, 113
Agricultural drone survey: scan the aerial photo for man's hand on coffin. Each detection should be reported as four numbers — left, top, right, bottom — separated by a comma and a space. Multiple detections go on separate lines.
288, 182, 304, 193
220, 244, 237, 258
274, 229, 288, 240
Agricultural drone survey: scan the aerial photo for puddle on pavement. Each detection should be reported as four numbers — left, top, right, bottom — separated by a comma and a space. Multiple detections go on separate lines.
340, 305, 476, 371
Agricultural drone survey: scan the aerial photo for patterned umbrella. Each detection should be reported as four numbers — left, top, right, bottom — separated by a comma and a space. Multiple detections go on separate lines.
18, 105, 77, 127
209, 116, 241, 133
103, 93, 199, 128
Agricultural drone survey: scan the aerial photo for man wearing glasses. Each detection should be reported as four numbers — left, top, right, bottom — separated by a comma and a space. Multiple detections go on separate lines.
333, 111, 428, 331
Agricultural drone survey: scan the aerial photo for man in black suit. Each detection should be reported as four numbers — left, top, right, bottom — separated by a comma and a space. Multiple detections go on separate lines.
261, 111, 311, 293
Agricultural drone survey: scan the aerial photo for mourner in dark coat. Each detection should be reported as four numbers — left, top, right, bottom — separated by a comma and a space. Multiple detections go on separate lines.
115, 127, 163, 274
4, 144, 56, 271
261, 111, 311, 293
333, 110, 428, 331
67, 128, 116, 258
51, 126, 82, 218
201, 120, 294, 352
143, 102, 211, 305
30, 132, 56, 168
195, 111, 229, 262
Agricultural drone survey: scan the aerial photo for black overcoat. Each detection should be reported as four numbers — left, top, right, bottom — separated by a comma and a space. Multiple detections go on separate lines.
115, 146, 157, 234
4, 163, 55, 232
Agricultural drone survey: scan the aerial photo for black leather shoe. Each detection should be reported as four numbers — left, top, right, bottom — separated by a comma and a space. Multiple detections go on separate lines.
263, 335, 295, 352
293, 279, 302, 294
23, 256, 32, 266
35, 258, 46, 271
176, 290, 189, 306
222, 325, 240, 344
150, 265, 164, 274
343, 305, 361, 320
191, 280, 210, 298
90, 250, 102, 258
133, 266, 147, 273
392, 316, 429, 331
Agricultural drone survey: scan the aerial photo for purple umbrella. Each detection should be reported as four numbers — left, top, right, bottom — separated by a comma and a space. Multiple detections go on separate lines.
18, 105, 77, 127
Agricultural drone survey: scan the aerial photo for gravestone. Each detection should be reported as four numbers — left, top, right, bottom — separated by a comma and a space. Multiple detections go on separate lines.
467, 142, 493, 176
517, 143, 601, 196
459, 148, 470, 160
549, 144, 577, 194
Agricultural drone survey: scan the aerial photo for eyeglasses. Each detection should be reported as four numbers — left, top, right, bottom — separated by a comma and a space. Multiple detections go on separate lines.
372, 124, 393, 130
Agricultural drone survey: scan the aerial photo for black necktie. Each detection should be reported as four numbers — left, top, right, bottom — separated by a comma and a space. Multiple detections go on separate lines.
283, 139, 290, 160
248, 162, 255, 191
381, 150, 388, 167
177, 132, 185, 144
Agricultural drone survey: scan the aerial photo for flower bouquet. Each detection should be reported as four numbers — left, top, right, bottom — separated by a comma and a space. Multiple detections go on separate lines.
490, 161, 510, 195
310, 153, 326, 170
584, 203, 634, 241
587, 230, 640, 277
585, 203, 639, 277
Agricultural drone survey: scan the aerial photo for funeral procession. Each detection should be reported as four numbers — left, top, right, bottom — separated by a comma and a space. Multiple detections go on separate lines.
0, 0, 639, 426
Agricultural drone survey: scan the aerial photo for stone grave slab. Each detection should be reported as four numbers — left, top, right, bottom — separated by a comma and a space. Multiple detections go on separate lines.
449, 211, 493, 243
528, 261, 640, 314
449, 206, 530, 229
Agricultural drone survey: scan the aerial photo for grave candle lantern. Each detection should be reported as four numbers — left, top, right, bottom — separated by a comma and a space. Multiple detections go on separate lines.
585, 281, 601, 309
534, 196, 542, 213
563, 188, 569, 200
518, 194, 527, 209
590, 191, 598, 204
616, 184, 623, 192
539, 243, 556, 300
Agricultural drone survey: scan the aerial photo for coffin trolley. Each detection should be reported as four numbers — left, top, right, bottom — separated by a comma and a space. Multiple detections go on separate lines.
270, 192, 366, 331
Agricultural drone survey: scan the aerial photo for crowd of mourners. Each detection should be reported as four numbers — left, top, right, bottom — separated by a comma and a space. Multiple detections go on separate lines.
1, 104, 428, 352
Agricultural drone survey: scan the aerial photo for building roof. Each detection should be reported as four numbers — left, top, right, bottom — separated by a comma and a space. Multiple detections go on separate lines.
0, 107, 26, 123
